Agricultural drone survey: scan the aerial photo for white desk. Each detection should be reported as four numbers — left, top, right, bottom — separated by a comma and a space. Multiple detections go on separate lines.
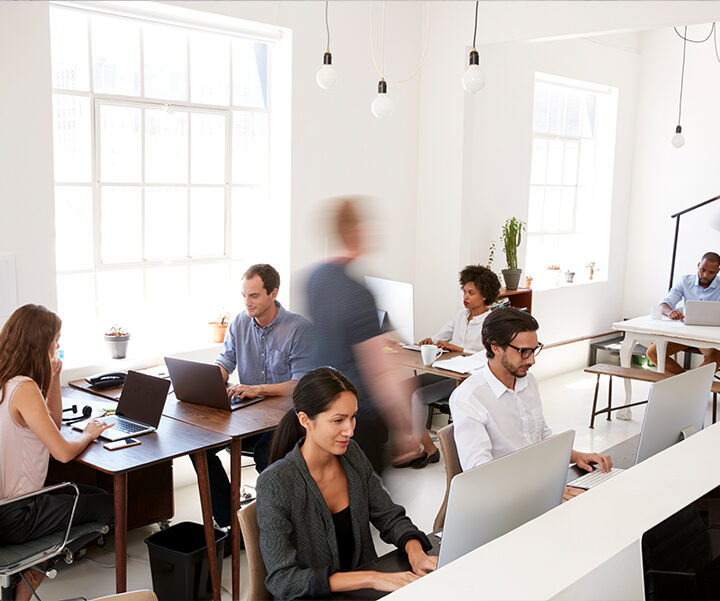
612, 315, 720, 419
386, 421, 720, 600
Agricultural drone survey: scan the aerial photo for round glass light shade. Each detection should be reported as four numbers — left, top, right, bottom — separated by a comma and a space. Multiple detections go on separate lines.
316, 64, 337, 89
371, 93, 394, 119
462, 64, 485, 94
671, 132, 685, 148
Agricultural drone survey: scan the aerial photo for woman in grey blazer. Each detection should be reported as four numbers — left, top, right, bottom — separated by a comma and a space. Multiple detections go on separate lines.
256, 367, 436, 600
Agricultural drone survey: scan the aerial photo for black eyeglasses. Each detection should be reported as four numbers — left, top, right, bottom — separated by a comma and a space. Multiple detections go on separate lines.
507, 343, 544, 360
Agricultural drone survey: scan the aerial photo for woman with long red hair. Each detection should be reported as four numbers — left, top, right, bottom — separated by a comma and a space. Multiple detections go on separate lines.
0, 304, 113, 600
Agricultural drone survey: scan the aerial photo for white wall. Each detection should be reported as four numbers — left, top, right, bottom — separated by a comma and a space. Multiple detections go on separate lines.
624, 24, 720, 318
0, 3, 56, 310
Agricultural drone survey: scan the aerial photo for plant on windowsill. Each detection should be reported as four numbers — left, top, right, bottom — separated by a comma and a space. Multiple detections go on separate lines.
209, 310, 231, 344
104, 325, 130, 360
500, 217, 526, 290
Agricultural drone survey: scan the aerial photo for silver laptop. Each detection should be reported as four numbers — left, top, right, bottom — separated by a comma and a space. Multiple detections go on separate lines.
568, 363, 715, 489
164, 356, 265, 411
438, 430, 574, 568
72, 370, 170, 441
684, 300, 720, 326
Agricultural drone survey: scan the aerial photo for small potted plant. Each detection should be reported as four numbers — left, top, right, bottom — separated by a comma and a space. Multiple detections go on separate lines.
500, 217, 526, 290
565, 270, 575, 283
105, 325, 130, 359
586, 261, 597, 280
209, 310, 231, 344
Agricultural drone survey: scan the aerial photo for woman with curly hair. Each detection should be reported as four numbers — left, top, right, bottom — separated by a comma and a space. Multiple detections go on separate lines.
397, 265, 501, 468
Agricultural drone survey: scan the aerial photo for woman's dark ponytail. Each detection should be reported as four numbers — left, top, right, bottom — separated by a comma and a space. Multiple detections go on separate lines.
269, 409, 305, 465
268, 367, 358, 465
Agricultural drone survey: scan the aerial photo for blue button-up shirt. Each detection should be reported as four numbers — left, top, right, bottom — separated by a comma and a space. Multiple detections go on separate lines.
215, 302, 313, 385
661, 274, 720, 309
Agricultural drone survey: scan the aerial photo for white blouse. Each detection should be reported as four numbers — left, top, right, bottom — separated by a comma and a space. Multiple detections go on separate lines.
431, 308, 489, 353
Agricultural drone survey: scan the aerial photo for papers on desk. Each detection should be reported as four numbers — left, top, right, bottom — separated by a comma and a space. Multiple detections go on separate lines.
432, 351, 487, 374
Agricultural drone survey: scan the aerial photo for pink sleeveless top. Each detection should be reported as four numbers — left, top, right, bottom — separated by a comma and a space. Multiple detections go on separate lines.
0, 376, 50, 499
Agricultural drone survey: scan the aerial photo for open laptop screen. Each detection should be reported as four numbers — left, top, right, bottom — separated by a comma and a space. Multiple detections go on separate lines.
116, 370, 170, 427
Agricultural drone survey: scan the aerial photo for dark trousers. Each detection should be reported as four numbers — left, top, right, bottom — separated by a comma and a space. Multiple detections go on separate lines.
353, 413, 389, 475
0, 483, 114, 545
191, 432, 272, 528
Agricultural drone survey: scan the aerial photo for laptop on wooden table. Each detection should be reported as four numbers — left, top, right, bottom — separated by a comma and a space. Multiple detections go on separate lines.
164, 356, 265, 411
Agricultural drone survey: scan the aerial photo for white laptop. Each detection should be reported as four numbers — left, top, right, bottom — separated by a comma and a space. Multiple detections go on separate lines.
72, 370, 170, 441
438, 430, 574, 568
567, 363, 715, 489
684, 300, 720, 326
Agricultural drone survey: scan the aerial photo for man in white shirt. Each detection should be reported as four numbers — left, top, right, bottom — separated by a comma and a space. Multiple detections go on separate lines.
450, 307, 611, 498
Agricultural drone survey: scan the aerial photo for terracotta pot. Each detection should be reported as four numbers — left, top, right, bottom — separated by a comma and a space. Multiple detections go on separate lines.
209, 322, 228, 343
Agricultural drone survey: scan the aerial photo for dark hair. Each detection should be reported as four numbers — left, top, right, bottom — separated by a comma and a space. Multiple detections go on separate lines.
701, 252, 720, 265
482, 307, 538, 359
243, 264, 280, 295
459, 265, 501, 305
269, 367, 358, 464
0, 304, 62, 402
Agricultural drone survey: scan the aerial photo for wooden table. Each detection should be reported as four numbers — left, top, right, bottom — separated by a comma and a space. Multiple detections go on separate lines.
393, 348, 470, 383
61, 388, 231, 600
162, 392, 293, 601
612, 315, 720, 418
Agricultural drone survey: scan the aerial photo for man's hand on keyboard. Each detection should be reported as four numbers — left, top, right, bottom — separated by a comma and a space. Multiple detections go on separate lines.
571, 450, 613, 473
227, 384, 261, 399
562, 486, 585, 503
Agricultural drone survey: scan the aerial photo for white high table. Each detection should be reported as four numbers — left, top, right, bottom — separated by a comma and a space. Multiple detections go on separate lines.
385, 422, 720, 601
612, 315, 720, 419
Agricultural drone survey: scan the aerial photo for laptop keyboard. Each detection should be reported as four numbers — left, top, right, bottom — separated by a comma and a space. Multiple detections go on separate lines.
112, 419, 147, 434
567, 467, 625, 490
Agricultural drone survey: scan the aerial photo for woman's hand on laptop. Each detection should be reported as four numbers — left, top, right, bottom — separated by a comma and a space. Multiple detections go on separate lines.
562, 486, 585, 503
417, 338, 433, 346
572, 450, 613, 473
406, 539, 437, 575
227, 384, 261, 399
83, 419, 115, 439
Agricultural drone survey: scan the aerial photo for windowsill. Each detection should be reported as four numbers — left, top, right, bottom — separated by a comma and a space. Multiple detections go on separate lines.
60, 336, 224, 386
529, 278, 607, 292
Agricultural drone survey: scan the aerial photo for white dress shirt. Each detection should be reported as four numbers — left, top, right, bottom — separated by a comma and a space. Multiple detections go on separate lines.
431, 309, 489, 353
449, 363, 552, 471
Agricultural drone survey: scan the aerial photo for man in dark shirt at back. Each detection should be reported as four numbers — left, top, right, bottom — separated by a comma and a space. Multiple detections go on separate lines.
306, 198, 419, 473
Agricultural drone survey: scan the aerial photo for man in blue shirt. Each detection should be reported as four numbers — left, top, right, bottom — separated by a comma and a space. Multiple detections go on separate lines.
647, 251, 720, 374
196, 263, 313, 528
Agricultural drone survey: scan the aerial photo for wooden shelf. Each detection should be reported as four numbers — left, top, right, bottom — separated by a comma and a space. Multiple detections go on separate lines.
498, 287, 532, 314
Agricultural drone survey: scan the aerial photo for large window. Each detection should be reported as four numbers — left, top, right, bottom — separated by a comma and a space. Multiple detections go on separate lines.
50, 4, 288, 363
525, 73, 618, 289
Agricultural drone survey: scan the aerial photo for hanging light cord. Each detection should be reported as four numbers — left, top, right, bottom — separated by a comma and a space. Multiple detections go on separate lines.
677, 26, 687, 126
472, 1, 479, 49
324, 0, 330, 52
673, 23, 714, 44
370, 1, 431, 83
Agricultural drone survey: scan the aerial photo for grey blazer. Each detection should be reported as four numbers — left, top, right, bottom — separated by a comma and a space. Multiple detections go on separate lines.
256, 440, 431, 600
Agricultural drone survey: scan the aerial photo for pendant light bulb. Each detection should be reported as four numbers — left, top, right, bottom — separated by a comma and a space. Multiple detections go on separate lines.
371, 79, 394, 119
671, 125, 685, 148
461, 49, 485, 94
316, 51, 337, 90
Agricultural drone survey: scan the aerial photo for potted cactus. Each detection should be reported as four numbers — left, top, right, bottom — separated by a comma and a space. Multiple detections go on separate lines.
209, 310, 231, 343
105, 325, 130, 359
500, 217, 526, 290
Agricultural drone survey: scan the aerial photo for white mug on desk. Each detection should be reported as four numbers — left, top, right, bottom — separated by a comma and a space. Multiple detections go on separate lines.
421, 344, 443, 366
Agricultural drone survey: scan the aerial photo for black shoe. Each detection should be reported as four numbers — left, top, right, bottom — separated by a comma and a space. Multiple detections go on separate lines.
411, 449, 441, 469
393, 452, 426, 469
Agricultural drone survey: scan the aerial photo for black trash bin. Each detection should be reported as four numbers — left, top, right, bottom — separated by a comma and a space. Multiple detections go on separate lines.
145, 521, 227, 601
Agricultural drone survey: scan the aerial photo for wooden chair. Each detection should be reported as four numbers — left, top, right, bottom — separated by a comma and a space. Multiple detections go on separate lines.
238, 502, 271, 601
432, 424, 462, 532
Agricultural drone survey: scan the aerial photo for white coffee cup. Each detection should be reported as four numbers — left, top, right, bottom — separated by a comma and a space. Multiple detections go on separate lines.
651, 305, 662, 320
421, 344, 443, 366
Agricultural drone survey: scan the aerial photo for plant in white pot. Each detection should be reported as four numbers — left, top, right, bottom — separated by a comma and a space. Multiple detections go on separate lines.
105, 325, 130, 359
500, 217, 526, 290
